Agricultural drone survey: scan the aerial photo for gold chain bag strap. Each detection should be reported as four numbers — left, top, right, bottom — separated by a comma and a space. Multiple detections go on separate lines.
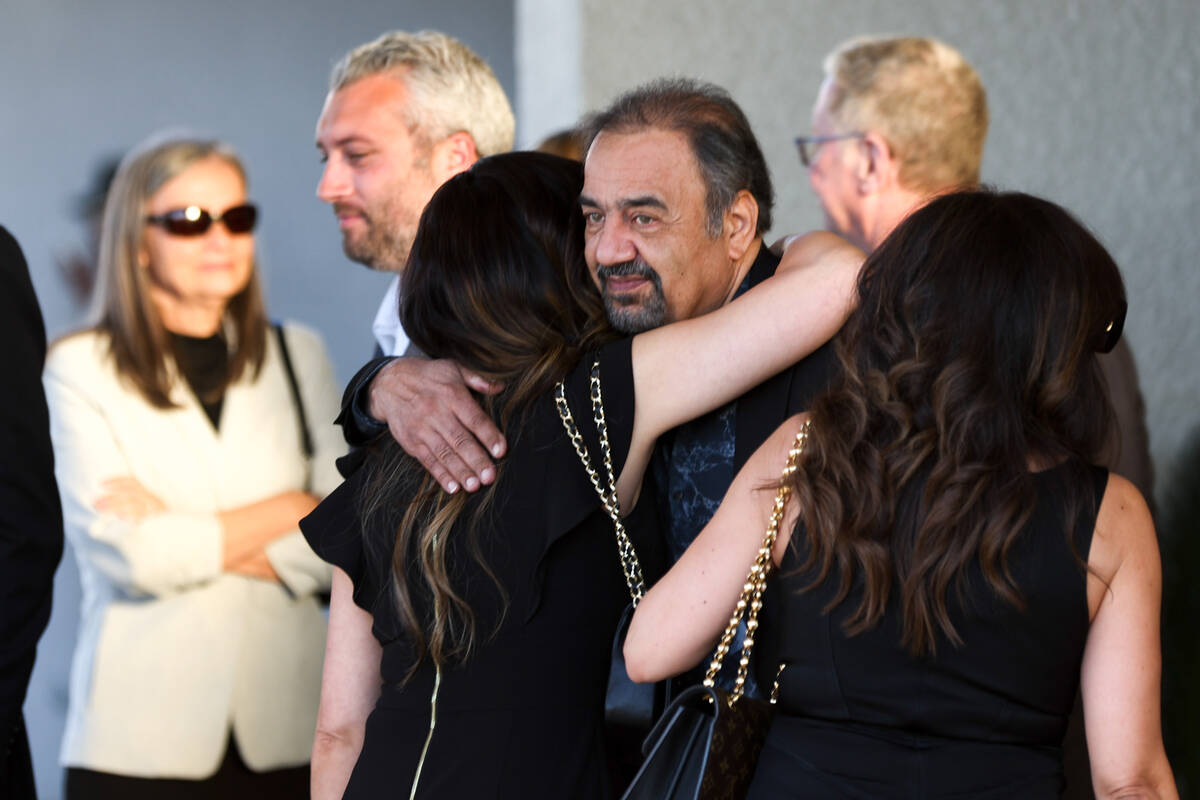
554, 356, 646, 603
554, 357, 662, 739
622, 420, 810, 800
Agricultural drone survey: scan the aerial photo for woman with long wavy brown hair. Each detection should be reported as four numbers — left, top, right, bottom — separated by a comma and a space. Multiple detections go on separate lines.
627, 189, 1177, 798
299, 151, 861, 799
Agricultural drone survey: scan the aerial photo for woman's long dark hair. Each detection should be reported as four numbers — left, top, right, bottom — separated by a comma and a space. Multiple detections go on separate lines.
790, 189, 1127, 655
360, 152, 617, 680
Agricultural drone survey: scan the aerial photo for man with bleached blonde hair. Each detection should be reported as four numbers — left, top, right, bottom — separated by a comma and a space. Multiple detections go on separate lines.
316, 30, 514, 356
799, 35, 987, 252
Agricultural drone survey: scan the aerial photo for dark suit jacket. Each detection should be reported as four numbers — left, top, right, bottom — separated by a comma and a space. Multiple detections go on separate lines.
0, 225, 64, 799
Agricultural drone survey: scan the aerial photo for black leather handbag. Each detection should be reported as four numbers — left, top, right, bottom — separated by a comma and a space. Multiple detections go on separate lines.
620, 421, 811, 800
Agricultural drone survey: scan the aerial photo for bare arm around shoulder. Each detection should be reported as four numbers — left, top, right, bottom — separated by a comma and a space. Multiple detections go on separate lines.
624, 414, 809, 681
1082, 474, 1178, 799
615, 232, 860, 506
312, 567, 382, 800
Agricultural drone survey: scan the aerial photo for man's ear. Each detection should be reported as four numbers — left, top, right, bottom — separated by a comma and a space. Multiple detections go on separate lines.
856, 132, 897, 195
723, 189, 759, 260
431, 131, 479, 182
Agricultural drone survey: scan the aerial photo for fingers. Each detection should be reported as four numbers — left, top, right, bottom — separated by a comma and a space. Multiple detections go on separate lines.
95, 491, 155, 521
455, 371, 508, 459
95, 476, 165, 520
100, 476, 144, 492
369, 358, 507, 494
393, 416, 497, 495
459, 367, 505, 396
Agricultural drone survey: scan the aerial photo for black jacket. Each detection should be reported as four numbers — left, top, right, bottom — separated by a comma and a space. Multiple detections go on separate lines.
0, 225, 64, 799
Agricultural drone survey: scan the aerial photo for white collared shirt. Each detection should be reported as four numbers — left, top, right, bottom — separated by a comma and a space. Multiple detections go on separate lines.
372, 275, 411, 356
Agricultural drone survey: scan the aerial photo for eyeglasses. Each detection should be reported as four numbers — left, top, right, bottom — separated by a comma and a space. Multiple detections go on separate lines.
145, 203, 258, 236
794, 133, 865, 167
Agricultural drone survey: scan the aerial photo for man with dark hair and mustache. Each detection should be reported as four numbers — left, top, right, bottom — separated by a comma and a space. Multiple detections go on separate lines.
344, 78, 843, 693
574, 79, 838, 579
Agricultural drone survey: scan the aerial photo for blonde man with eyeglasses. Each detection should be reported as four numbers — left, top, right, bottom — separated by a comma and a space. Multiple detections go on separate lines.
798, 35, 987, 253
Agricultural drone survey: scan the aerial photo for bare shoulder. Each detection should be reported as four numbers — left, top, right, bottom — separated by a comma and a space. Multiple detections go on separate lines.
1093, 473, 1155, 560
1088, 472, 1160, 614
776, 231, 862, 276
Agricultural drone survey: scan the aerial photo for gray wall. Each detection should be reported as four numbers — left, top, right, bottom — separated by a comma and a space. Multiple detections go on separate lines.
3, 2, 514, 795
573, 0, 1200, 507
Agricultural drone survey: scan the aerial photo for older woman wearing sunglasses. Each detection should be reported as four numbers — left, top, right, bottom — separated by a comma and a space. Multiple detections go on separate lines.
44, 133, 346, 799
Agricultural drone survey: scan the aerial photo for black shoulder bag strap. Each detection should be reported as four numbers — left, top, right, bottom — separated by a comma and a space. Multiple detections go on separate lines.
273, 322, 314, 468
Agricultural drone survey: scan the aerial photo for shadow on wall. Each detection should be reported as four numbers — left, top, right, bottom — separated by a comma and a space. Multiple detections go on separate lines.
1160, 425, 1200, 794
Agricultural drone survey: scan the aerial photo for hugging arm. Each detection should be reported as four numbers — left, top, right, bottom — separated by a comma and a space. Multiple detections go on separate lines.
624, 415, 807, 682
342, 231, 859, 498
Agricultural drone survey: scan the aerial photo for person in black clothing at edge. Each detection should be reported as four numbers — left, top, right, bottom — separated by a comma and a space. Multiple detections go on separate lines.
0, 225, 65, 800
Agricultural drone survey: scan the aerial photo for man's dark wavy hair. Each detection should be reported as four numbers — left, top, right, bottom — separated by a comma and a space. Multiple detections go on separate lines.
789, 189, 1126, 655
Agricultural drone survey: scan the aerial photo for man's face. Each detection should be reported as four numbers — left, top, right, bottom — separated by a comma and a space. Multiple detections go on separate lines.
315, 73, 443, 273
808, 76, 867, 248
580, 128, 736, 333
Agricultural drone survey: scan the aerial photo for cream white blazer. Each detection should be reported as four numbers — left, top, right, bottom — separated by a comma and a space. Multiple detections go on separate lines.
44, 323, 347, 778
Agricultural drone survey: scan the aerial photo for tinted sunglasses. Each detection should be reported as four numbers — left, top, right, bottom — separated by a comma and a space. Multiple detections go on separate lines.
145, 203, 258, 236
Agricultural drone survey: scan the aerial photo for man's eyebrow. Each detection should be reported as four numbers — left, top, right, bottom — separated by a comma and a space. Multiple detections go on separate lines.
577, 194, 668, 211
620, 196, 668, 211
316, 135, 371, 150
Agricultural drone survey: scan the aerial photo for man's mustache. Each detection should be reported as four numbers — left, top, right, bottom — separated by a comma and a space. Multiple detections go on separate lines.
332, 202, 366, 219
596, 259, 660, 284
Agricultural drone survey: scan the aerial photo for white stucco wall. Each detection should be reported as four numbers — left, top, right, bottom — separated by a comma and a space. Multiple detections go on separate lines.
515, 0, 583, 147
566, 0, 1200, 506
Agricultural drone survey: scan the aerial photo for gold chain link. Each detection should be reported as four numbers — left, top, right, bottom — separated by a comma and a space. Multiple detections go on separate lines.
554, 358, 647, 604
702, 420, 810, 705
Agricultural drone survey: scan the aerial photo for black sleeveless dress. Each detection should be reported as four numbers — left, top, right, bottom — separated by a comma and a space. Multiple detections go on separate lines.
750, 462, 1108, 799
301, 340, 664, 799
